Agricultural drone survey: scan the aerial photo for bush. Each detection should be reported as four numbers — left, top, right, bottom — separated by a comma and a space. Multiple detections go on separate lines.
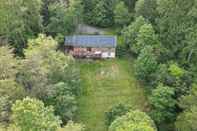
105, 103, 130, 126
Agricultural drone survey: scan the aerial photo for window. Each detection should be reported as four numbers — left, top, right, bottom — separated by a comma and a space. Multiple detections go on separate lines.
108, 52, 111, 56
69, 46, 74, 51
87, 47, 92, 51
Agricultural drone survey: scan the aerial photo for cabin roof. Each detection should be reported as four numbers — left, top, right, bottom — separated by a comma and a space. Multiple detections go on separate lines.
65, 35, 117, 48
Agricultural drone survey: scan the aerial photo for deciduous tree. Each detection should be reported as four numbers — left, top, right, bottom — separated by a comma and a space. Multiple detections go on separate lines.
135, 0, 158, 24
114, 1, 130, 26
149, 84, 176, 123
134, 46, 158, 84
175, 106, 197, 131
109, 110, 157, 131
12, 97, 61, 131
122, 16, 147, 51
0, 0, 43, 55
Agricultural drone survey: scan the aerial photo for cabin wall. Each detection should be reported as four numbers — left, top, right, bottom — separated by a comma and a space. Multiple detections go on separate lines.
65, 46, 116, 58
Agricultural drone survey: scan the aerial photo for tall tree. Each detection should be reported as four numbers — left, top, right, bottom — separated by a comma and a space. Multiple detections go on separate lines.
149, 84, 176, 124
156, 0, 197, 60
123, 0, 137, 12
17, 34, 80, 122
0, 46, 24, 124
82, 0, 97, 25
0, 0, 43, 55
0, 46, 18, 80
134, 46, 158, 85
176, 84, 197, 131
46, 0, 83, 37
179, 84, 197, 110
12, 97, 61, 131
46, 82, 78, 123
92, 0, 115, 27
176, 106, 197, 131
109, 110, 157, 131
135, 23, 161, 54
135, 0, 158, 24
114, 1, 130, 27
122, 16, 147, 51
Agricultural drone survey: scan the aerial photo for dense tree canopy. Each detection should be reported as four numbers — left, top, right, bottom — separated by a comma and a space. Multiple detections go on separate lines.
114, 1, 130, 27
156, 0, 197, 60
175, 106, 197, 131
149, 84, 176, 123
0, 47, 18, 80
0, 0, 43, 54
135, 23, 161, 54
135, 0, 157, 24
175, 84, 197, 131
179, 84, 197, 109
0, 0, 197, 131
92, 0, 115, 27
0, 0, 83, 55
12, 97, 61, 131
0, 46, 24, 124
122, 16, 147, 52
134, 46, 158, 85
46, 0, 83, 37
16, 34, 80, 123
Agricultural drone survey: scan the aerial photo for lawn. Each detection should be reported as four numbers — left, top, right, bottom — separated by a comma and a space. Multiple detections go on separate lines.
77, 58, 148, 131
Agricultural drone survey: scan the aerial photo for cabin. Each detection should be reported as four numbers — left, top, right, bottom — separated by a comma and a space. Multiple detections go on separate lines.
64, 35, 117, 58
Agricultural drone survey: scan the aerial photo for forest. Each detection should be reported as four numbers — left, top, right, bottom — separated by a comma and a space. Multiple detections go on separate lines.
0, 0, 197, 131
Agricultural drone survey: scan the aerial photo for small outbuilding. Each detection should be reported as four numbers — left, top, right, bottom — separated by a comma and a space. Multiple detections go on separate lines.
64, 35, 117, 58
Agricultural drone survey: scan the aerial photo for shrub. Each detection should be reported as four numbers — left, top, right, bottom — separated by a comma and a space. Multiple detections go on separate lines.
105, 103, 130, 126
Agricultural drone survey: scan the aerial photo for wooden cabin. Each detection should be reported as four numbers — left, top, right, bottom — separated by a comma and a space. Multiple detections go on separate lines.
64, 35, 117, 58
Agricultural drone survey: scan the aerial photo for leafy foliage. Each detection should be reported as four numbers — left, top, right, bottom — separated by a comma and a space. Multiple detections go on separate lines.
0, 46, 24, 124
135, 23, 161, 54
0, 0, 43, 55
46, 82, 78, 122
156, 0, 197, 60
0, 0, 82, 55
168, 63, 185, 78
0, 46, 18, 80
92, 0, 115, 27
135, 0, 158, 24
122, 16, 147, 52
109, 110, 157, 131
105, 104, 130, 126
175, 106, 197, 131
123, 0, 137, 12
149, 84, 176, 123
134, 46, 158, 85
16, 34, 80, 123
175, 84, 197, 131
46, 0, 83, 37
12, 97, 61, 131
114, 1, 130, 27
179, 84, 197, 109
59, 121, 85, 131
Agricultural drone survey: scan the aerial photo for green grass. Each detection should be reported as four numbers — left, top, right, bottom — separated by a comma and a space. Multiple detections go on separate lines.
77, 58, 148, 131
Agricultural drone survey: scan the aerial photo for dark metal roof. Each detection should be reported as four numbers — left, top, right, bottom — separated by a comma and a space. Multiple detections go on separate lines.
65, 35, 117, 48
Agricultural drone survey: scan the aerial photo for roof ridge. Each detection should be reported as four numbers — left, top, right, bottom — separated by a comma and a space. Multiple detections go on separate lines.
65, 35, 117, 48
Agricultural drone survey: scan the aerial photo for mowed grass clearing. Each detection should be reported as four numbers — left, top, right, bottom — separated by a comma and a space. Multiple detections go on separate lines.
77, 58, 148, 131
